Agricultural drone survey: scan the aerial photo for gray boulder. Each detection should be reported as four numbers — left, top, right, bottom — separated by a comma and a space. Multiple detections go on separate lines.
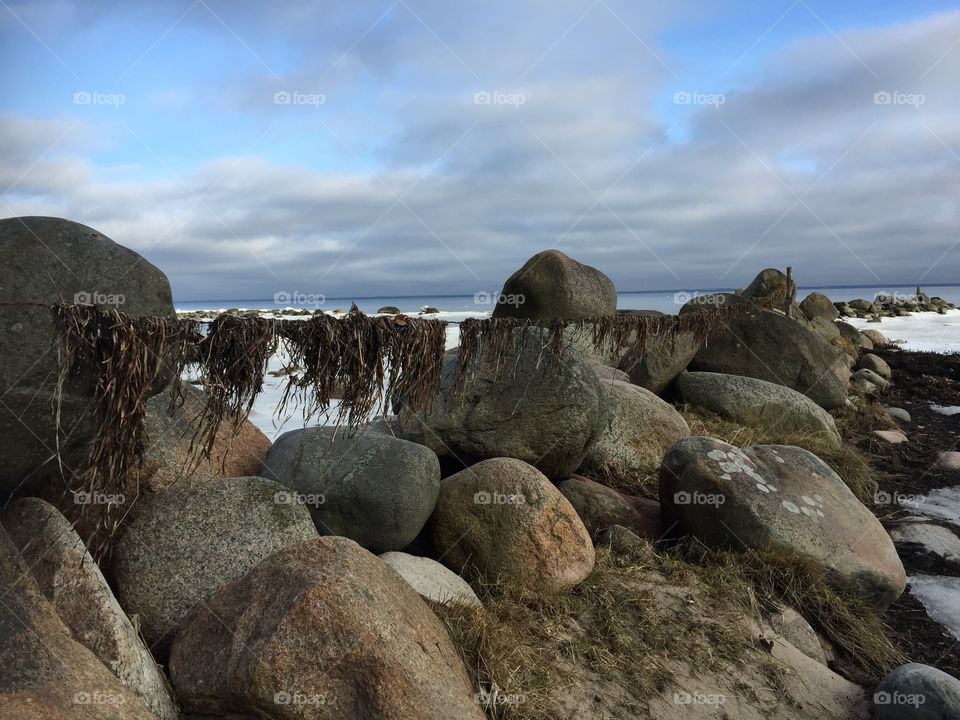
862, 328, 888, 346
3, 498, 177, 720
260, 427, 440, 552
859, 353, 892, 381
679, 292, 748, 315
616, 310, 701, 393
800, 292, 839, 321
660, 437, 905, 607
556, 475, 664, 540
741, 268, 797, 309
580, 379, 690, 480
874, 663, 960, 720
399, 336, 607, 479
0, 217, 175, 502
112, 476, 317, 653
836, 321, 873, 350
492, 249, 616, 320
675, 372, 841, 446
689, 307, 853, 409
379, 551, 482, 607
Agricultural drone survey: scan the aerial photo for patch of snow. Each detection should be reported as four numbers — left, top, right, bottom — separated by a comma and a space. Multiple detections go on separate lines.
913, 486, 960, 527
908, 575, 960, 640
930, 404, 960, 416
845, 309, 960, 353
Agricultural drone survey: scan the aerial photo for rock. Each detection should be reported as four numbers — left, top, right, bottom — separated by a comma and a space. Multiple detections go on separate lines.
873, 663, 960, 720
800, 292, 840, 321
936, 451, 960, 470
142, 382, 271, 495
616, 312, 701, 393
580, 379, 690, 480
399, 336, 607, 479
431, 458, 595, 591
595, 524, 647, 555
679, 292, 748, 315
689, 306, 852, 409
379, 551, 482, 607
378, 305, 401, 314
805, 316, 842, 340
769, 606, 828, 666
862, 329, 888, 346
589, 360, 630, 384
660, 437, 906, 607
170, 536, 485, 720
836, 321, 874, 350
491, 249, 616, 320
3, 498, 177, 720
889, 523, 960, 574
261, 427, 440, 552
741, 268, 797, 308
848, 299, 876, 313
859, 353, 892, 381
886, 407, 912, 423
113, 476, 317, 653
0, 525, 156, 720
420, 305, 440, 314
556, 475, 664, 540
853, 367, 890, 390
874, 429, 908, 444
0, 217, 175, 502
676, 372, 841, 446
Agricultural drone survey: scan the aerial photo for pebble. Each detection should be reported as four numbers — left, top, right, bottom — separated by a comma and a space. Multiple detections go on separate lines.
874, 429, 908, 445
935, 452, 960, 471
885, 407, 912, 423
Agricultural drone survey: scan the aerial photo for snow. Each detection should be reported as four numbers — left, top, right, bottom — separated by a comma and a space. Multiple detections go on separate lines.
845, 309, 960, 353
930, 404, 960, 416
913, 487, 960, 529
907, 575, 960, 640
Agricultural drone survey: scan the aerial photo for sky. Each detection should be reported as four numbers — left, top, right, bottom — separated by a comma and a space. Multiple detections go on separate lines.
2, 0, 959, 301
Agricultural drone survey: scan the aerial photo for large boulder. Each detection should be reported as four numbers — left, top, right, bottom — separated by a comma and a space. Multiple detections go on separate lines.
169, 537, 485, 720
873, 663, 960, 720
660, 437, 906, 607
491, 249, 616, 320
836, 320, 873, 350
112, 475, 317, 653
379, 551, 482, 607
3, 498, 177, 720
399, 336, 607, 479
580, 379, 690, 480
260, 427, 440, 552
675, 372, 841, 446
616, 310, 701, 393
431, 458, 595, 591
141, 382, 272, 495
0, 525, 156, 720
556, 475, 663, 540
0, 217, 175, 502
741, 268, 797, 309
800, 292, 839, 321
688, 306, 852, 409
859, 353, 892, 381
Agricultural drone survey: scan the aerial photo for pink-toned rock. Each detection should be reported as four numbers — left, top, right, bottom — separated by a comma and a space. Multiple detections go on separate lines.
170, 536, 484, 720
874, 429, 907, 445
556, 475, 663, 540
936, 451, 960, 470
432, 458, 595, 591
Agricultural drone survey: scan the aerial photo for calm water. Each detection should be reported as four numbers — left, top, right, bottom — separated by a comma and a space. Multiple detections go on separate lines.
175, 285, 960, 316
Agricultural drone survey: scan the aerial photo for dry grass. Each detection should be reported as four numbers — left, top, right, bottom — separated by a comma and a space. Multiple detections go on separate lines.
677, 404, 876, 502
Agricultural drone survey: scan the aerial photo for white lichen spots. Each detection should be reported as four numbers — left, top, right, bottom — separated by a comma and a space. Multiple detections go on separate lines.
720, 461, 740, 474
816, 509, 825, 517
721, 474, 732, 481
775, 456, 785, 464
757, 482, 771, 493
801, 506, 815, 517
782, 500, 801, 514
708, 449, 728, 462
801, 496, 817, 507
814, 494, 824, 503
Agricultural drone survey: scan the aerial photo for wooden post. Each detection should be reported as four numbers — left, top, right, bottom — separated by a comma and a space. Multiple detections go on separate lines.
785, 266, 794, 318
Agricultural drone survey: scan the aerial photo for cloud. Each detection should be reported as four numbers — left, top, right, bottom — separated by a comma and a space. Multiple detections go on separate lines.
1, 5, 959, 300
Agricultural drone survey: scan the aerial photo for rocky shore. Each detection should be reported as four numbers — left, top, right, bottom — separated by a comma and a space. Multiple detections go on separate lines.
2, 217, 960, 720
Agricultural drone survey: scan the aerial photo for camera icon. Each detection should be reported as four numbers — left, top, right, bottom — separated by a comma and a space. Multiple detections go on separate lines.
873, 490, 891, 505
673, 291, 693, 305
873, 691, 891, 705
73, 691, 92, 704
673, 491, 691, 505
274, 691, 291, 705
874, 91, 892, 105
673, 91, 692, 105
274, 491, 293, 505
73, 91, 91, 105
274, 291, 291, 304
473, 91, 491, 105
473, 491, 491, 504
74, 291, 92, 304
273, 91, 292, 105
474, 291, 493, 305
